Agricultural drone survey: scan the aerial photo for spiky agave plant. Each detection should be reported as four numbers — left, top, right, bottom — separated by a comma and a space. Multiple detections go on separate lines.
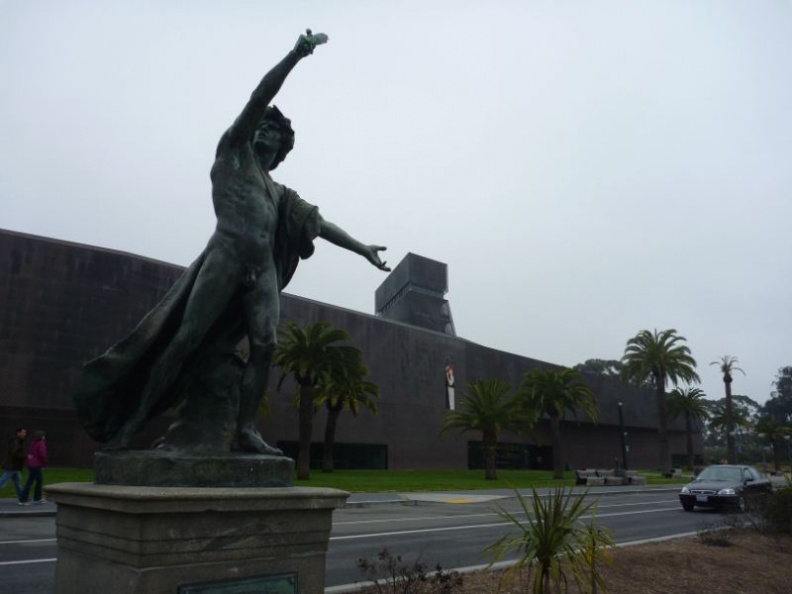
485, 487, 613, 594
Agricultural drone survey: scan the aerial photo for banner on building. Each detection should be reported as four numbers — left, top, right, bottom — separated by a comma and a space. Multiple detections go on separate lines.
444, 357, 455, 410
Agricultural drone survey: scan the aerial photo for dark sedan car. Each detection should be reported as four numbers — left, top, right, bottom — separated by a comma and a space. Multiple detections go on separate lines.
679, 464, 773, 512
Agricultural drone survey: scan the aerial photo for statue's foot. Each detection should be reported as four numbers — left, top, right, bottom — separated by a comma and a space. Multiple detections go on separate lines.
104, 431, 131, 451
234, 428, 283, 456
104, 418, 140, 451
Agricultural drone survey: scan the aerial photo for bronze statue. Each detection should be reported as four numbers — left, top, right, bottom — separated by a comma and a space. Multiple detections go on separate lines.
74, 31, 389, 455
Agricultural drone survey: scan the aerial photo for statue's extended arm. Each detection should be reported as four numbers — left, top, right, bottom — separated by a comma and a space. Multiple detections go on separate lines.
225, 30, 328, 147
319, 216, 390, 271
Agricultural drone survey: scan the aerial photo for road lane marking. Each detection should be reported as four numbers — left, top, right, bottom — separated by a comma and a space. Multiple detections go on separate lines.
332, 521, 512, 540
0, 558, 56, 566
0, 538, 57, 545
335, 499, 677, 526
331, 507, 680, 540
336, 512, 501, 525
595, 507, 681, 518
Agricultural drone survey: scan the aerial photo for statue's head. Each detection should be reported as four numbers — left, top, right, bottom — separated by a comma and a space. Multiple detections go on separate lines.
254, 106, 295, 170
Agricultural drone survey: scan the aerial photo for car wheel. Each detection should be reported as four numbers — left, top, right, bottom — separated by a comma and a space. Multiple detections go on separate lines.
737, 496, 748, 513
682, 501, 694, 512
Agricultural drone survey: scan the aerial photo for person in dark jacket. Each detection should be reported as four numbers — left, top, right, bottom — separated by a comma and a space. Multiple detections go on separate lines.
0, 428, 27, 498
18, 430, 47, 505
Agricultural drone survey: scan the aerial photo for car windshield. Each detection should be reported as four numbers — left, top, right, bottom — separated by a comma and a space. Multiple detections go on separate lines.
696, 467, 742, 482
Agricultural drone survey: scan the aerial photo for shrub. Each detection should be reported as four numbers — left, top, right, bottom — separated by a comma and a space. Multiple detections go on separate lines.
356, 548, 465, 594
696, 519, 734, 547
763, 486, 792, 534
484, 488, 614, 594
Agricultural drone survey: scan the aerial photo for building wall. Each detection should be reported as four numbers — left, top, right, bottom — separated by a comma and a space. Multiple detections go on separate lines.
0, 229, 699, 469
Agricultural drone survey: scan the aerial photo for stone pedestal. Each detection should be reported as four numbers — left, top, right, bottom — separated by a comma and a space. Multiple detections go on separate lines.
93, 451, 294, 488
47, 482, 348, 594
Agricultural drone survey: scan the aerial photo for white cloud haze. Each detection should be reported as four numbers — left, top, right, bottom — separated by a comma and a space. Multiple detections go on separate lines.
2, 1, 790, 406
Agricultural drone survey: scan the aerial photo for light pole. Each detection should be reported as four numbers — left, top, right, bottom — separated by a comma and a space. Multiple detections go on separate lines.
618, 401, 628, 471
785, 435, 791, 472
757, 433, 766, 471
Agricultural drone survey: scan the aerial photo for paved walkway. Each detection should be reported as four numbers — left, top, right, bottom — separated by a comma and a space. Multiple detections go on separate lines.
345, 484, 681, 507
0, 497, 56, 517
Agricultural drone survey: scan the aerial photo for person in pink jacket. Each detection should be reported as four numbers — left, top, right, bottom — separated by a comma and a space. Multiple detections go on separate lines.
18, 430, 47, 505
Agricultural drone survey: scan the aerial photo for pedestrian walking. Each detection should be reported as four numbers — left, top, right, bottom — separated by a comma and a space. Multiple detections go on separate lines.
18, 430, 47, 505
0, 428, 27, 498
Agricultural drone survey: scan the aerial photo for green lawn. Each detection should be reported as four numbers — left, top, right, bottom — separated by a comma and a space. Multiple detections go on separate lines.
0, 467, 95, 498
0, 467, 683, 497
293, 469, 684, 491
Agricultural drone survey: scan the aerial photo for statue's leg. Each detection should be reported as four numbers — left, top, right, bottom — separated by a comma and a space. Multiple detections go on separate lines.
234, 267, 282, 455
106, 249, 241, 449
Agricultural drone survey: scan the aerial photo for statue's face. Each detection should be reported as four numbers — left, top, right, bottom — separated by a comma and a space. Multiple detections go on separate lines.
253, 124, 282, 170
17, 429, 27, 439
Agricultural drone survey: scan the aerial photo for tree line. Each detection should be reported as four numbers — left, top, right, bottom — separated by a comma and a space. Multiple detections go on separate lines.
269, 321, 792, 480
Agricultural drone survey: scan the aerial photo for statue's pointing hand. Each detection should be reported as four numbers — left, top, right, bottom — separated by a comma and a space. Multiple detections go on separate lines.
364, 246, 390, 272
295, 29, 329, 57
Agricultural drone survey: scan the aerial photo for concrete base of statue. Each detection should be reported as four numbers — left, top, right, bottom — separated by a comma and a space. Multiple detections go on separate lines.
93, 450, 294, 488
47, 482, 349, 594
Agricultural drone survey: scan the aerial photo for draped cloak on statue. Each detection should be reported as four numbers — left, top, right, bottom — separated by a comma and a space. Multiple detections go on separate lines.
73, 186, 320, 443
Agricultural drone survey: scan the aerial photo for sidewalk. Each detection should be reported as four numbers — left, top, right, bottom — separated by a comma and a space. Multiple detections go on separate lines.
0, 497, 56, 518
1, 484, 680, 518
340, 484, 682, 507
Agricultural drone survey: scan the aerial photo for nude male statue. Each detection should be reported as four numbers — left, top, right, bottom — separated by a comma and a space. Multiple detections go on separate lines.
74, 31, 389, 454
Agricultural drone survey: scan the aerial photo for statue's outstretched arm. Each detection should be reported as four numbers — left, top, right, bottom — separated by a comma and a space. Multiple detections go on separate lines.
319, 216, 390, 271
224, 30, 328, 147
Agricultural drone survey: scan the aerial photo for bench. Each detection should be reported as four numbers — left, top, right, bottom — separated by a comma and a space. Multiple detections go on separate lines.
576, 468, 647, 486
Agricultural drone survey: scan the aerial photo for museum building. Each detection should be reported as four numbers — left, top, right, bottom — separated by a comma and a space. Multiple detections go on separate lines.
0, 228, 699, 470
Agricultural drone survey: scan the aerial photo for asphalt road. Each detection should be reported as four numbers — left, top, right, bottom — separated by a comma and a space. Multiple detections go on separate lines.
0, 487, 715, 594
327, 487, 703, 590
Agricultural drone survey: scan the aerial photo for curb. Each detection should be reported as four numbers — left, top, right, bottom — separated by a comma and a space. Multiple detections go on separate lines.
0, 506, 57, 518
344, 486, 682, 508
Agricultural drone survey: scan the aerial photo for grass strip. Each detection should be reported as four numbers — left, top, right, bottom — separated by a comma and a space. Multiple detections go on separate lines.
1, 467, 682, 497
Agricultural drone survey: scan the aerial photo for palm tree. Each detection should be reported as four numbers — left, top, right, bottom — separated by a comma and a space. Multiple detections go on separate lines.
708, 396, 756, 440
317, 358, 379, 472
667, 386, 710, 469
572, 359, 624, 378
620, 328, 700, 475
710, 355, 745, 464
274, 321, 358, 480
441, 378, 533, 480
518, 368, 599, 480
755, 418, 791, 473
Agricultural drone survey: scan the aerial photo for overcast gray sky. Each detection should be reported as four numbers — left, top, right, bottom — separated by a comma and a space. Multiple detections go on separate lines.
2, 1, 790, 406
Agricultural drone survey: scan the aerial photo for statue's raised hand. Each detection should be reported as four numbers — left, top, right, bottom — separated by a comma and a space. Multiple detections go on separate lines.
363, 245, 390, 272
295, 29, 329, 58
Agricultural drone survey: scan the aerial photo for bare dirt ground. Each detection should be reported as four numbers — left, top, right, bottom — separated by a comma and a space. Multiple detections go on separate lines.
356, 529, 792, 594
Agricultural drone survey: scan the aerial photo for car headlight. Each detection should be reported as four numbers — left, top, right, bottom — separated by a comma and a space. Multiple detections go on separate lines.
717, 488, 736, 495
680, 486, 690, 494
